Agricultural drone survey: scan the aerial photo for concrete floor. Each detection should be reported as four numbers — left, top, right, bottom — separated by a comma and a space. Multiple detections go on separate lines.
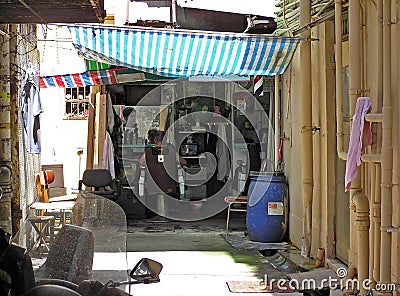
124, 214, 302, 296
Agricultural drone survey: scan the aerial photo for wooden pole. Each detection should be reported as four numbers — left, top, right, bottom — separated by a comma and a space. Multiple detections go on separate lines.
9, 24, 21, 235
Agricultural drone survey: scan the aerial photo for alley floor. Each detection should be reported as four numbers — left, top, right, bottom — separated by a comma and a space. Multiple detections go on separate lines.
124, 213, 305, 296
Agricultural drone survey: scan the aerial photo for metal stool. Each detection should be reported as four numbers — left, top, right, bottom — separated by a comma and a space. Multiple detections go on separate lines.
27, 215, 55, 254
224, 196, 247, 237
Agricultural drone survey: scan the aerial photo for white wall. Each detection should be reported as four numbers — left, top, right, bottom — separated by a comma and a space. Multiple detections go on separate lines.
38, 24, 89, 189
40, 87, 88, 189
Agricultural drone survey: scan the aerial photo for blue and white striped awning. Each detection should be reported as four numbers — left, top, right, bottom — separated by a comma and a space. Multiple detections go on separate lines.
68, 24, 301, 77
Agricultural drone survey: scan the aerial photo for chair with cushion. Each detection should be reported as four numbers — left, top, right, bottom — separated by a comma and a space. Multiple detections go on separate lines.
78, 169, 120, 200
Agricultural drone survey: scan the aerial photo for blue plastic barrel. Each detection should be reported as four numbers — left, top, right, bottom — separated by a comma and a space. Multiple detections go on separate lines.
246, 172, 288, 243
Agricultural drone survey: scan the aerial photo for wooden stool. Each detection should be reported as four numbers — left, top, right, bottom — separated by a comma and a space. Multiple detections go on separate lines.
224, 196, 247, 237
27, 215, 55, 254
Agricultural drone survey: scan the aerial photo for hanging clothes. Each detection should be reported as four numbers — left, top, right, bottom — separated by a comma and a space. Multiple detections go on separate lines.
21, 80, 43, 154
102, 131, 115, 179
216, 124, 230, 181
345, 97, 372, 192
106, 93, 115, 133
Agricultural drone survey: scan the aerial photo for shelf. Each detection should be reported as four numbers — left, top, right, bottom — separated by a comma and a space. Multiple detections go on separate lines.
179, 128, 207, 133
181, 154, 206, 159
121, 144, 145, 148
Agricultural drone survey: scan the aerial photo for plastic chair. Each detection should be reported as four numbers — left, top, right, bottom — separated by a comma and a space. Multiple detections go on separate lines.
35, 224, 94, 284
78, 169, 120, 200
224, 196, 247, 237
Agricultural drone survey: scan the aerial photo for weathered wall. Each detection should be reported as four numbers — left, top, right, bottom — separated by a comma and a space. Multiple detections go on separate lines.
282, 21, 337, 259
280, 0, 400, 284
281, 50, 303, 248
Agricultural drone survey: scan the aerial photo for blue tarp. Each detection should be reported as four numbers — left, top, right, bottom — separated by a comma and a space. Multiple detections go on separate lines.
68, 24, 301, 77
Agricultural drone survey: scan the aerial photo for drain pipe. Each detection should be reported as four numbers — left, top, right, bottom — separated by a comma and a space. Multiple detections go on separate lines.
334, 0, 347, 161
373, 164, 381, 283
275, 75, 280, 170
369, 162, 376, 283
379, 0, 393, 286
353, 193, 370, 295
348, 0, 363, 269
299, 0, 313, 258
171, 0, 177, 27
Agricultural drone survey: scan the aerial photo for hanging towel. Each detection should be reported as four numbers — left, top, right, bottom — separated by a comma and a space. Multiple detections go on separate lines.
345, 97, 372, 192
102, 131, 115, 179
216, 124, 230, 181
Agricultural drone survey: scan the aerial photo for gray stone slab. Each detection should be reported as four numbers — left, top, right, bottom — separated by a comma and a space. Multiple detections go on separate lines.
224, 232, 290, 251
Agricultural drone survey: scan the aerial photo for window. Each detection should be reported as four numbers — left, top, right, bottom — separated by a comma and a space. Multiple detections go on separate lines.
64, 87, 90, 120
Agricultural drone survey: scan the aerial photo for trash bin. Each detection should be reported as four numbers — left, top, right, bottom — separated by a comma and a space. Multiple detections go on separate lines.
246, 171, 288, 243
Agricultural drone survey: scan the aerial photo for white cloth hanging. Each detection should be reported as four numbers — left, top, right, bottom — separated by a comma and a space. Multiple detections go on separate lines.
21, 80, 43, 153
102, 130, 115, 179
216, 124, 230, 181
106, 93, 115, 132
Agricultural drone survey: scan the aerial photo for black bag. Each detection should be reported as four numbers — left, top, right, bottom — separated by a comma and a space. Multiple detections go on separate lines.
0, 228, 35, 296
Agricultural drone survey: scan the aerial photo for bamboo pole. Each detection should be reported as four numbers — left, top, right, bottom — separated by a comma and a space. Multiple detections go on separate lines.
9, 24, 21, 235
0, 24, 12, 234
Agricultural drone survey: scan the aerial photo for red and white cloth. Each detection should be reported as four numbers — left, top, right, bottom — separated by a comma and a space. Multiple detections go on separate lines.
40, 69, 118, 88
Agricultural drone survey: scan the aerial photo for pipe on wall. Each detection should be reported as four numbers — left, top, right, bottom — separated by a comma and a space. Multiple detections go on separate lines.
334, 0, 347, 161
391, 0, 399, 285
373, 164, 381, 283
353, 193, 370, 295
275, 75, 280, 170
379, 0, 393, 285
299, 0, 313, 258
369, 161, 376, 283
348, 0, 363, 268
396, 0, 400, 288
365, 113, 383, 123
371, 1, 383, 283
360, 154, 381, 163
171, 0, 177, 25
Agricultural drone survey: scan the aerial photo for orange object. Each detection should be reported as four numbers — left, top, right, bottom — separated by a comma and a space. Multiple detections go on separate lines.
35, 170, 55, 203
44, 170, 55, 185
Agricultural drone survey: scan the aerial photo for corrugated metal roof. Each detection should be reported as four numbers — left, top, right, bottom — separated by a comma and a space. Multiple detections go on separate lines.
0, 0, 105, 23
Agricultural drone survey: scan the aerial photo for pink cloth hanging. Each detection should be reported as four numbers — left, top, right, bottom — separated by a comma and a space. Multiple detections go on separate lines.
345, 97, 373, 192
